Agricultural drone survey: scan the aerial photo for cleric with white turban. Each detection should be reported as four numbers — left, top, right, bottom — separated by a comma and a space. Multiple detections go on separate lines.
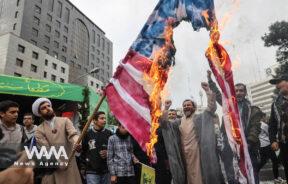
32, 97, 52, 117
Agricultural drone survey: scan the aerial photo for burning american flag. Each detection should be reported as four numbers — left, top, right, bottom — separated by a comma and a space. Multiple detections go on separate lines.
105, 0, 254, 183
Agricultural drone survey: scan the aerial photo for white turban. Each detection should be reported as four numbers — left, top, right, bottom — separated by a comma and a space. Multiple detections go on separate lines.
32, 98, 52, 117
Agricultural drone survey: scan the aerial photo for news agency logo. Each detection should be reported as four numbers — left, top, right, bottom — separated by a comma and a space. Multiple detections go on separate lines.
24, 146, 68, 160
14, 146, 68, 167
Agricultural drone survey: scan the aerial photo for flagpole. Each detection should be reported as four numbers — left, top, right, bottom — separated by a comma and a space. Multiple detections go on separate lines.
67, 93, 106, 165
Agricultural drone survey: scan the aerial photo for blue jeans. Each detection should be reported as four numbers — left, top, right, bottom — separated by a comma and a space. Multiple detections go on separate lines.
86, 173, 109, 184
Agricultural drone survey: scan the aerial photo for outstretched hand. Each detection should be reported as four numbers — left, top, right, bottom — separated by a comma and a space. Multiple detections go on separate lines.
207, 70, 212, 80
201, 82, 210, 92
164, 100, 172, 110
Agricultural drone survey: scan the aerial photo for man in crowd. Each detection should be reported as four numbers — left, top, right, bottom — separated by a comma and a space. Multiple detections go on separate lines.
33, 98, 82, 184
269, 74, 288, 181
81, 111, 113, 184
161, 82, 224, 184
23, 113, 37, 142
0, 100, 33, 184
108, 123, 138, 184
207, 70, 261, 184
258, 113, 282, 183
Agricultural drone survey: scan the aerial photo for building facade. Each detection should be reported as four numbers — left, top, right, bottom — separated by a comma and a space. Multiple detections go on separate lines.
0, 33, 69, 83
0, 0, 112, 87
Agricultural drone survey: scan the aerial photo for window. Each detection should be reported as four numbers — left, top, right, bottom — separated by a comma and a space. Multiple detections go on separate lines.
70, 60, 75, 67
97, 49, 100, 55
31, 64, 37, 72
92, 30, 95, 43
53, 51, 58, 58
96, 83, 99, 88
55, 20, 60, 28
91, 54, 95, 60
43, 71, 47, 78
30, 40, 37, 45
102, 38, 105, 50
33, 17, 40, 25
34, 5, 41, 14
16, 58, 23, 67
45, 24, 51, 32
32, 28, 38, 37
61, 67, 65, 73
15, 11, 18, 18
63, 35, 67, 43
90, 81, 94, 86
101, 53, 104, 59
60, 78, 64, 83
45, 59, 48, 66
107, 57, 110, 62
91, 45, 95, 52
97, 58, 100, 63
107, 42, 110, 54
52, 63, 57, 69
13, 23, 16, 30
18, 45, 25, 53
77, 64, 81, 69
44, 35, 50, 43
32, 51, 39, 59
61, 56, 66, 62
14, 72, 22, 77
62, 46, 67, 52
47, 14, 52, 22
101, 61, 104, 66
55, 30, 60, 38
17, 0, 20, 6
64, 8, 70, 24
107, 65, 110, 70
48, 0, 54, 12
97, 34, 100, 47
91, 63, 94, 69
57, 1, 62, 18
54, 41, 59, 48
64, 26, 68, 33
51, 74, 56, 81
43, 46, 49, 53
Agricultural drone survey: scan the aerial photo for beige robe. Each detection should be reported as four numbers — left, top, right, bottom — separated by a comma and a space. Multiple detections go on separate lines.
35, 117, 82, 184
179, 115, 203, 184
179, 90, 216, 184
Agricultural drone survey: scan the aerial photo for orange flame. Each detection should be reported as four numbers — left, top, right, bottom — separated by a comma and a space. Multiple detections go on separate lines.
144, 20, 174, 160
203, 10, 242, 145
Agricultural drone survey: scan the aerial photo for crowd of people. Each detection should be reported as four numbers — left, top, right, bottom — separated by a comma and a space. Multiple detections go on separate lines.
0, 72, 288, 184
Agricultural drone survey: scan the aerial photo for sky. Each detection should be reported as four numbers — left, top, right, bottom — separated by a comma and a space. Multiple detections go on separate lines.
70, 0, 288, 108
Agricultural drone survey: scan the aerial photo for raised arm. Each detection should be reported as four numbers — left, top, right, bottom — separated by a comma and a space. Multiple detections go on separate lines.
207, 70, 222, 106
201, 82, 217, 113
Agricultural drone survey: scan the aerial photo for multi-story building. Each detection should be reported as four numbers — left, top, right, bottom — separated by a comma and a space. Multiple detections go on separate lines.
0, 33, 69, 83
0, 0, 112, 88
247, 65, 279, 115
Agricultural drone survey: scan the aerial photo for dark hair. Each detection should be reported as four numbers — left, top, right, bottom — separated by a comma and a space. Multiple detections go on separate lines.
235, 83, 247, 93
182, 99, 197, 108
0, 100, 19, 113
23, 113, 34, 120
93, 111, 105, 121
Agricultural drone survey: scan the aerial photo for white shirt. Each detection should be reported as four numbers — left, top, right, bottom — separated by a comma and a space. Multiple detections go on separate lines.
259, 121, 270, 147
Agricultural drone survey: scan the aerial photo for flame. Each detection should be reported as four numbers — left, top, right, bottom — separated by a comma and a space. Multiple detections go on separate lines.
144, 20, 174, 160
203, 9, 242, 145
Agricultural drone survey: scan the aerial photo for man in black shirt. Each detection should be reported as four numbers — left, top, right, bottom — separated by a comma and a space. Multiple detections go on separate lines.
81, 111, 113, 184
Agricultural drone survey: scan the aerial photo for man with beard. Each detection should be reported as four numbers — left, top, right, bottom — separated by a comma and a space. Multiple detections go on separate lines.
207, 70, 261, 184
33, 98, 82, 184
161, 82, 224, 184
269, 74, 288, 181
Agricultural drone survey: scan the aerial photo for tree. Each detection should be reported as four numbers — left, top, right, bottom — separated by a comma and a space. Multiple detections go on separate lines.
262, 21, 288, 95
262, 21, 288, 63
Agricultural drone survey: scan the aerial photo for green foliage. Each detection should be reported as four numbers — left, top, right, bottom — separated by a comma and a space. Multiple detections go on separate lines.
262, 21, 288, 63
107, 112, 118, 125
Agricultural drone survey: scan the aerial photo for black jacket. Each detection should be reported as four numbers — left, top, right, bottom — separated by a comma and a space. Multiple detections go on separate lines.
81, 128, 113, 174
269, 95, 288, 143
208, 79, 261, 147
